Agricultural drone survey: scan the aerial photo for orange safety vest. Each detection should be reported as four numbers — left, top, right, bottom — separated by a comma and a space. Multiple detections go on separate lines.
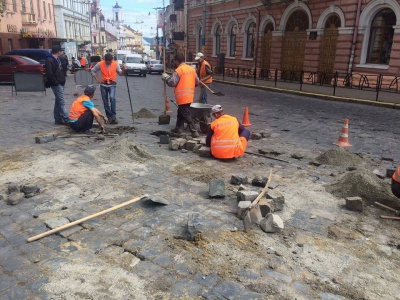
175, 63, 196, 105
210, 114, 247, 159
69, 95, 91, 121
99, 60, 118, 84
199, 60, 212, 84
80, 57, 86, 66
393, 167, 400, 183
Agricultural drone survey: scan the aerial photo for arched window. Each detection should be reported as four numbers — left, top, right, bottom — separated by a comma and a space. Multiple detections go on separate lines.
197, 26, 202, 52
246, 22, 256, 58
229, 24, 237, 57
215, 25, 222, 55
367, 9, 396, 64
325, 14, 341, 28
286, 10, 309, 31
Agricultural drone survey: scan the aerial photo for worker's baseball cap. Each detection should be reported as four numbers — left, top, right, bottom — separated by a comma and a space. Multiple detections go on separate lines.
211, 105, 223, 114
84, 85, 96, 96
195, 52, 204, 60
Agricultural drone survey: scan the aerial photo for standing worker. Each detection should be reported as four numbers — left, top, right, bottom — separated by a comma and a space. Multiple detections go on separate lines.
91, 53, 125, 124
59, 50, 69, 77
162, 53, 200, 138
68, 86, 108, 134
195, 52, 213, 104
392, 167, 400, 199
45, 45, 69, 125
206, 105, 250, 159
80, 55, 87, 68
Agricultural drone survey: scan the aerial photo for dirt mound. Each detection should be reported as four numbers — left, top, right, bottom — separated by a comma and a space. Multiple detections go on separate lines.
326, 168, 400, 208
133, 108, 157, 119
98, 138, 155, 163
314, 147, 363, 167
171, 160, 219, 183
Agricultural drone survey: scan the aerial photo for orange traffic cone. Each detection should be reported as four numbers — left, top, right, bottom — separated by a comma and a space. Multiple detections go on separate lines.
242, 107, 252, 127
334, 119, 352, 147
164, 96, 172, 115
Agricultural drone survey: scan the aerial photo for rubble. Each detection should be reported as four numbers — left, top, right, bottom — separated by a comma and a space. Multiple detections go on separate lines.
260, 214, 284, 233
266, 190, 285, 211
252, 176, 267, 187
35, 134, 57, 144
230, 174, 248, 185
185, 140, 198, 151
187, 212, 204, 241
237, 201, 252, 220
259, 199, 273, 216
346, 196, 363, 212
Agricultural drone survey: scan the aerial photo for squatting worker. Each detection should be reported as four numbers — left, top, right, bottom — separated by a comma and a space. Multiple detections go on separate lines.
206, 105, 251, 159
162, 53, 200, 138
68, 86, 108, 133
195, 52, 213, 104
45, 45, 69, 125
392, 166, 400, 199
91, 53, 125, 124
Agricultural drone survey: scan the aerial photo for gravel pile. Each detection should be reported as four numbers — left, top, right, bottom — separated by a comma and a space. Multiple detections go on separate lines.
98, 138, 155, 162
314, 147, 363, 167
133, 108, 157, 119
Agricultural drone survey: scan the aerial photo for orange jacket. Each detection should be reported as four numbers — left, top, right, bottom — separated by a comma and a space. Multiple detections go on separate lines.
175, 63, 196, 105
210, 114, 247, 159
393, 167, 400, 183
99, 60, 118, 84
80, 57, 87, 66
199, 60, 212, 84
69, 95, 90, 121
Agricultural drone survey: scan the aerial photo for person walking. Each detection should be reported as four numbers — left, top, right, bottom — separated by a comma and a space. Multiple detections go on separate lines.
162, 53, 200, 138
91, 53, 125, 124
68, 85, 108, 133
45, 45, 69, 125
206, 105, 250, 159
59, 51, 69, 77
195, 52, 213, 104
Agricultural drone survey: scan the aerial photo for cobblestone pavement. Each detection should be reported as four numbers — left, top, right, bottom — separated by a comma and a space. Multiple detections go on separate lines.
0, 74, 400, 299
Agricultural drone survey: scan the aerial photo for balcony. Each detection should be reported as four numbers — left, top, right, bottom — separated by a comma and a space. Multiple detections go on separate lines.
22, 13, 37, 25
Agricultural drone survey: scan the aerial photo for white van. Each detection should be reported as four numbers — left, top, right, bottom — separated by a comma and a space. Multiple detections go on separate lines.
116, 50, 131, 67
124, 54, 147, 77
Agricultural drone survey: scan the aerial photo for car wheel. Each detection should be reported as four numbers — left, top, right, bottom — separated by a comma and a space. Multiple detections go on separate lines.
143, 73, 147, 77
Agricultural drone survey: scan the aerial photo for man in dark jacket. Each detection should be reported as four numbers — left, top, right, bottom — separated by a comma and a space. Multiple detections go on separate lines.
59, 51, 69, 77
45, 45, 69, 125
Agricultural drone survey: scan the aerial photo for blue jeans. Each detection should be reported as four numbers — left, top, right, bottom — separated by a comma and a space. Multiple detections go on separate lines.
100, 84, 116, 118
199, 84, 209, 104
51, 84, 68, 122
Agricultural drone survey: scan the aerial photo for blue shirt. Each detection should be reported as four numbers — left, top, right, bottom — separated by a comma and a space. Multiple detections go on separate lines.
69, 100, 95, 123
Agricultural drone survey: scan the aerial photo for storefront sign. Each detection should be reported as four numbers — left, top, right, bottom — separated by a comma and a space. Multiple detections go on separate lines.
7, 24, 18, 33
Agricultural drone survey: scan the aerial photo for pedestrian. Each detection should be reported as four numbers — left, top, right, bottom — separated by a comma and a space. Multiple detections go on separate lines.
80, 55, 87, 68
71, 57, 81, 73
206, 105, 250, 159
45, 45, 69, 125
59, 51, 69, 77
392, 167, 400, 198
195, 52, 213, 104
68, 85, 108, 134
162, 53, 200, 138
91, 53, 126, 124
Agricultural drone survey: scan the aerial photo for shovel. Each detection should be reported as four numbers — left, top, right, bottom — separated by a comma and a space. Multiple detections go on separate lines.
199, 81, 225, 96
243, 169, 273, 232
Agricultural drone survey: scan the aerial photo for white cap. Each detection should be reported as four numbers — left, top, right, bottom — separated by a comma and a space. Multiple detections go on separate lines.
211, 105, 223, 114
195, 52, 204, 60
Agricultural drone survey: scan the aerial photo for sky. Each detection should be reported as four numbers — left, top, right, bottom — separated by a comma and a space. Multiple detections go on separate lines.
100, 0, 165, 38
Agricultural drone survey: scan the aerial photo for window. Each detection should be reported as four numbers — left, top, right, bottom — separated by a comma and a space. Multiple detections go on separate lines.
229, 24, 237, 57
37, 0, 40, 18
21, 0, 26, 12
197, 26, 202, 52
48, 3, 51, 20
325, 14, 341, 29
214, 25, 222, 55
30, 0, 34, 14
367, 9, 396, 64
246, 22, 256, 58
8, 39, 13, 51
43, 1, 46, 19
286, 10, 309, 31
12, 0, 17, 12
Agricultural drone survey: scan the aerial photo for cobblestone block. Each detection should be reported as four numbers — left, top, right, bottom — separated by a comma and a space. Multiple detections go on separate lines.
198, 146, 211, 157
209, 179, 225, 198
0, 273, 16, 292
136, 245, 161, 261
346, 196, 363, 212
237, 201, 251, 220
21, 184, 40, 195
187, 212, 204, 241
133, 261, 165, 279
266, 189, 285, 211
7, 183, 20, 194
237, 190, 258, 202
237, 292, 264, 300
230, 174, 249, 185
35, 134, 56, 144
259, 198, 273, 216
260, 213, 284, 233
252, 176, 267, 187
185, 140, 198, 151
170, 279, 202, 297
320, 292, 346, 300
193, 144, 202, 153
159, 135, 170, 144
250, 133, 263, 140
1, 256, 31, 272
6, 192, 25, 205
193, 273, 219, 287
263, 268, 292, 283
153, 252, 176, 268
211, 281, 245, 300
169, 138, 186, 150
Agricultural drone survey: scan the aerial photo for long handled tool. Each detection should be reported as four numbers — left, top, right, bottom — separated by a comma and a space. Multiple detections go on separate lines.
374, 201, 400, 216
200, 81, 225, 96
245, 151, 291, 163
243, 170, 273, 231
27, 195, 149, 242
125, 73, 135, 124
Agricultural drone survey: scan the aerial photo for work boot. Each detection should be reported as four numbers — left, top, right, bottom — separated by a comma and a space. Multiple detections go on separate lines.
171, 127, 183, 134
188, 123, 199, 138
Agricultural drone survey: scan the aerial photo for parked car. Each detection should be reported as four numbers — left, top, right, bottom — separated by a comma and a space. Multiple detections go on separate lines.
4, 49, 51, 65
124, 54, 147, 77
147, 59, 164, 74
0, 55, 44, 83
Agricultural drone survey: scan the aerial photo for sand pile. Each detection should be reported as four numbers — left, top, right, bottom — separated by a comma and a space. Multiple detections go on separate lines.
133, 108, 157, 119
98, 138, 155, 163
314, 147, 363, 167
326, 168, 400, 208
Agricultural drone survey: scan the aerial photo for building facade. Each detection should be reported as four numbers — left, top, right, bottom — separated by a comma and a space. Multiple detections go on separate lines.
185, 0, 400, 77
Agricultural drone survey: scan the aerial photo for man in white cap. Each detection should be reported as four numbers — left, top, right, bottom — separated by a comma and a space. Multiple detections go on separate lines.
195, 52, 213, 104
206, 105, 250, 159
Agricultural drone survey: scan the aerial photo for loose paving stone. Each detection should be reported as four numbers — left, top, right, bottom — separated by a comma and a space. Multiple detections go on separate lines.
169, 138, 186, 150
187, 212, 204, 241
6, 192, 25, 205
21, 184, 40, 196
346, 196, 363, 212
193, 273, 220, 288
136, 245, 162, 260
209, 179, 225, 198
193, 144, 202, 153
159, 135, 170, 144
237, 190, 258, 202
250, 133, 263, 140
44, 217, 82, 238
170, 279, 202, 297
263, 268, 292, 283
237, 292, 264, 300
237, 201, 251, 220
198, 146, 212, 157
373, 169, 385, 179
259, 198, 273, 216
252, 176, 267, 187
230, 174, 249, 185
269, 181, 279, 189
7, 183, 20, 194
211, 281, 245, 300
260, 213, 284, 233
35, 134, 56, 144
185, 140, 198, 151
266, 190, 285, 211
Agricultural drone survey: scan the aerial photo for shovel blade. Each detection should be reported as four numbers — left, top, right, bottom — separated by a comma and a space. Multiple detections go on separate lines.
213, 92, 225, 96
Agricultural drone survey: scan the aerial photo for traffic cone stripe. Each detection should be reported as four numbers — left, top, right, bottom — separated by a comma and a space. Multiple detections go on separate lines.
242, 107, 252, 127
340, 133, 348, 138
334, 118, 351, 147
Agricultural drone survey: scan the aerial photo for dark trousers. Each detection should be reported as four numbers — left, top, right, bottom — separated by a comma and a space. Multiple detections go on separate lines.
392, 179, 400, 199
69, 110, 94, 132
176, 103, 193, 128
240, 128, 251, 141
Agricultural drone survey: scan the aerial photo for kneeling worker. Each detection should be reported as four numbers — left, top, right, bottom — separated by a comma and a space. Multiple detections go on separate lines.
68, 86, 108, 133
392, 166, 400, 199
206, 105, 251, 159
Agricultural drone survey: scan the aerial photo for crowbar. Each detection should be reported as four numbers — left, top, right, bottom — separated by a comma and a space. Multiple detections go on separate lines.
199, 81, 225, 96
380, 215, 400, 220
374, 202, 400, 216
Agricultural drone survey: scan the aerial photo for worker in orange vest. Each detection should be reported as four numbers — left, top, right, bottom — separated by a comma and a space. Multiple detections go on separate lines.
206, 105, 251, 159
195, 52, 213, 104
392, 167, 400, 198
80, 55, 87, 68
68, 85, 108, 133
162, 53, 200, 138
91, 53, 126, 124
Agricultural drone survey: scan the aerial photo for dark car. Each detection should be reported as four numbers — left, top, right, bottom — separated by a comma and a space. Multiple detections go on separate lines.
5, 49, 51, 65
147, 59, 164, 74
0, 55, 44, 82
